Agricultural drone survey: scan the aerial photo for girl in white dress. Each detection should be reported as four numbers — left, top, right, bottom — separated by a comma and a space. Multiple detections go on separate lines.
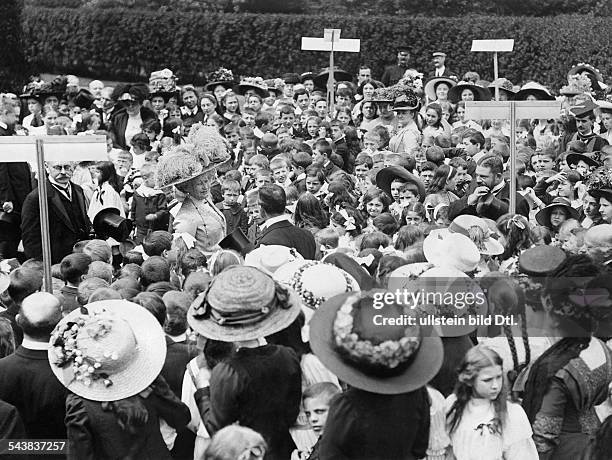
445, 345, 538, 460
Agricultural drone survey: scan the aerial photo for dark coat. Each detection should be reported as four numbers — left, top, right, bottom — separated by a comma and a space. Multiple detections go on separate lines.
0, 399, 25, 440
109, 106, 158, 149
428, 67, 454, 78
381, 65, 408, 87
0, 125, 33, 242
21, 180, 91, 264
321, 160, 341, 179
161, 336, 198, 399
448, 180, 529, 221
65, 376, 190, 460
195, 344, 302, 460
130, 191, 169, 244
218, 203, 248, 236
319, 387, 430, 460
0, 346, 68, 440
256, 219, 316, 259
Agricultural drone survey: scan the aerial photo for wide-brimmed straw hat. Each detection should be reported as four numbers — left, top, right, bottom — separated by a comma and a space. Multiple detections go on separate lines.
309, 290, 443, 394
514, 81, 555, 101
535, 197, 580, 227
235, 77, 270, 99
245, 245, 303, 276
424, 77, 457, 101
48, 300, 167, 402
447, 81, 491, 104
376, 166, 426, 203
274, 260, 360, 310
204, 67, 235, 92
423, 231, 480, 273
188, 265, 301, 341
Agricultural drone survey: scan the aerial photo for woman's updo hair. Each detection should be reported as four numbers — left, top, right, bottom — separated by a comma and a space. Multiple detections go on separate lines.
208, 249, 243, 276
204, 425, 267, 460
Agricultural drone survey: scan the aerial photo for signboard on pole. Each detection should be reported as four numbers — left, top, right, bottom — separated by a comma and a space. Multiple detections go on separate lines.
465, 101, 561, 214
471, 39, 514, 101
302, 29, 360, 115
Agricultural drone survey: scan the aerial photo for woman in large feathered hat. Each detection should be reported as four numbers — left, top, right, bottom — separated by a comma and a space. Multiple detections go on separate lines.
156, 124, 230, 255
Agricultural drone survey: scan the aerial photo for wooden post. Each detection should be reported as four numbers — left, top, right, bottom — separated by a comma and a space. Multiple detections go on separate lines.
35, 139, 53, 291
465, 101, 561, 214
471, 39, 514, 102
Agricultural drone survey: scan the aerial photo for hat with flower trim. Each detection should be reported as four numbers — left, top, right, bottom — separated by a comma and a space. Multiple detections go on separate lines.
309, 289, 443, 394
204, 67, 235, 92
274, 260, 359, 310
48, 300, 166, 402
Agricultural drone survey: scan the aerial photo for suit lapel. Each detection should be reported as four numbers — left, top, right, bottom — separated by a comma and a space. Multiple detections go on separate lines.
47, 182, 76, 232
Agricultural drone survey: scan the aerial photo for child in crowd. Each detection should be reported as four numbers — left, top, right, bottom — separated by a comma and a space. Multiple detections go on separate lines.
130, 162, 169, 244
445, 346, 537, 459
292, 382, 341, 460
58, 253, 92, 315
130, 132, 152, 171
218, 179, 248, 236
270, 156, 292, 189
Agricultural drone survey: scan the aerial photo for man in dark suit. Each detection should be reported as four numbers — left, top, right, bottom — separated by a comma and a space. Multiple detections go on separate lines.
430, 52, 453, 78
256, 185, 316, 259
381, 47, 411, 87
0, 292, 67, 443
0, 101, 33, 260
21, 161, 91, 264
448, 155, 529, 221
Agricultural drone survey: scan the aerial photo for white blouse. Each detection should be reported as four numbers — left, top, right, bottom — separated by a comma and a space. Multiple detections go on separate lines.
445, 395, 538, 460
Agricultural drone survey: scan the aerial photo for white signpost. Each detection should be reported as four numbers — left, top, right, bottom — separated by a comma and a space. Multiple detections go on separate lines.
301, 28, 360, 116
0, 135, 107, 291
471, 39, 514, 101
465, 101, 561, 214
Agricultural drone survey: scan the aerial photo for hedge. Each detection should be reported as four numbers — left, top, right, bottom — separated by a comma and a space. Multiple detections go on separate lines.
23, 0, 611, 16
21, 8, 611, 92
0, 0, 29, 92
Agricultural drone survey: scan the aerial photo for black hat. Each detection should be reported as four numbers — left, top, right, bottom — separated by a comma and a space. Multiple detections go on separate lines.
93, 208, 133, 242
313, 67, 353, 89
219, 228, 253, 257
204, 68, 235, 92
447, 81, 492, 104
376, 166, 426, 203
566, 152, 601, 169
74, 89, 96, 110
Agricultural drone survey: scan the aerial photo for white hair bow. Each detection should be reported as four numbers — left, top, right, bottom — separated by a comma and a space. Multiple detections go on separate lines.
335, 206, 356, 231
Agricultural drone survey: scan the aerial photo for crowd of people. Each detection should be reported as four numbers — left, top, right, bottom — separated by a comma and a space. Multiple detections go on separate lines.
0, 47, 611, 460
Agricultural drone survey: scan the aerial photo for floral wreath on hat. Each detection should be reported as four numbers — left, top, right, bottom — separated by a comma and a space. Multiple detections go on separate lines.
289, 261, 356, 310
333, 292, 421, 369
239, 76, 266, 87
208, 67, 234, 83
51, 306, 115, 388
585, 166, 612, 191
560, 74, 593, 96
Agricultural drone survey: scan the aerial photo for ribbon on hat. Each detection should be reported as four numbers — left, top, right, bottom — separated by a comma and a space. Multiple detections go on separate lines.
173, 232, 196, 249
507, 214, 526, 230
0, 259, 12, 275
335, 206, 356, 231
172, 126, 181, 135
354, 254, 375, 267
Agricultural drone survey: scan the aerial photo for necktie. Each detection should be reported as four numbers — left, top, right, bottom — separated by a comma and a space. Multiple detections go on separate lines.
55, 184, 72, 201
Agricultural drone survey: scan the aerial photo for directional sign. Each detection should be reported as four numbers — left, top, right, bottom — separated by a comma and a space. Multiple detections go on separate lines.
471, 39, 515, 101
302, 28, 361, 115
